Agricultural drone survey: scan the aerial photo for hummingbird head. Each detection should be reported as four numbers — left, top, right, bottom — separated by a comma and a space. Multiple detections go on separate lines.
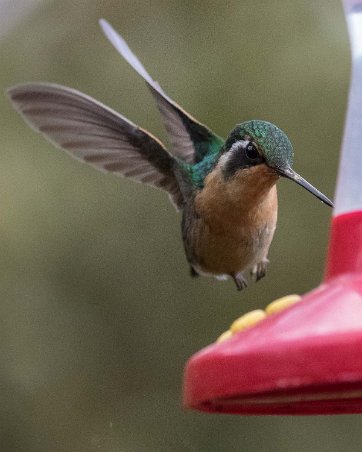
220, 120, 333, 207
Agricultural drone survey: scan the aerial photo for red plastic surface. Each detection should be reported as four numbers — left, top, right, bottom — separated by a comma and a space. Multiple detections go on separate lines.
183, 211, 362, 415
325, 211, 362, 280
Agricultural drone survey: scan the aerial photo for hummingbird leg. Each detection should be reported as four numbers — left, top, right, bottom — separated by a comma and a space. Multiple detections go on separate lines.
231, 272, 248, 291
250, 258, 269, 282
190, 266, 199, 278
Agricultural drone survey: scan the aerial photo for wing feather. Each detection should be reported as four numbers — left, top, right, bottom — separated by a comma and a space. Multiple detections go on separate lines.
99, 19, 224, 163
7, 82, 184, 209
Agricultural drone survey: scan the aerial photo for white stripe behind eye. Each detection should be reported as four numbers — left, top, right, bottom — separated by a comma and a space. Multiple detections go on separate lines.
230, 140, 250, 152
217, 140, 249, 167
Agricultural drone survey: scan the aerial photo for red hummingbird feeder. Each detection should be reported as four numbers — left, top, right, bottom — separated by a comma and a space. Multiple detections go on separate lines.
183, 0, 362, 415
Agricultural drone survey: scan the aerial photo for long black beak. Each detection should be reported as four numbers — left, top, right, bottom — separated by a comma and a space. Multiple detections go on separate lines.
276, 167, 334, 208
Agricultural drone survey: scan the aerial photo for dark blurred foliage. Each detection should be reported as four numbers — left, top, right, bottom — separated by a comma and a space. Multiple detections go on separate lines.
1, 1, 358, 451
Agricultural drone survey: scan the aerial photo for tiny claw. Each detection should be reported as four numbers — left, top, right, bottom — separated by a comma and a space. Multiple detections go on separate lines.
231, 272, 248, 291
251, 258, 269, 282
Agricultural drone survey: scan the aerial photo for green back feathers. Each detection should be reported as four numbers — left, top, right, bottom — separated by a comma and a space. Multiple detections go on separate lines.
175, 152, 219, 193
182, 119, 224, 164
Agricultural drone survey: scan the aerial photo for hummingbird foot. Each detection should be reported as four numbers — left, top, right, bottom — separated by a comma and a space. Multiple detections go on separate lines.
190, 266, 200, 278
231, 272, 248, 291
250, 258, 269, 282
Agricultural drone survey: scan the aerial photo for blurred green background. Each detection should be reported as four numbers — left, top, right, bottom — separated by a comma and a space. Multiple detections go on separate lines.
1, 0, 356, 451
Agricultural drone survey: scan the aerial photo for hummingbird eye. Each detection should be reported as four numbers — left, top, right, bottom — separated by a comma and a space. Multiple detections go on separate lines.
245, 142, 259, 161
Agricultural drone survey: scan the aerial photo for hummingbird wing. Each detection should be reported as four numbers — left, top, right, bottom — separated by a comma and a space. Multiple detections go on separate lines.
99, 19, 224, 164
7, 83, 185, 209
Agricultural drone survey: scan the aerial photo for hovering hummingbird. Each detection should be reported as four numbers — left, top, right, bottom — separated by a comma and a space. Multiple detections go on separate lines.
7, 19, 333, 291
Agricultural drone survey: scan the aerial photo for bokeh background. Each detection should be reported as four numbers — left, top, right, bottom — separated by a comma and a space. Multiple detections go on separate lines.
0, 1, 355, 451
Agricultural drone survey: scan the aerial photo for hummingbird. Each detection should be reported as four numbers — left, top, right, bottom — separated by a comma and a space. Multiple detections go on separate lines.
7, 19, 333, 291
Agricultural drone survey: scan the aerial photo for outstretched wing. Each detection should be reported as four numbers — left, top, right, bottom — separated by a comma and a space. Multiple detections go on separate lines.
99, 19, 224, 164
7, 83, 185, 209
